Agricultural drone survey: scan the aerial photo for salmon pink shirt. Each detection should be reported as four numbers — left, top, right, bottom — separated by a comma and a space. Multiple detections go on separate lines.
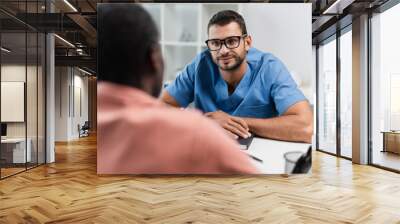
97, 82, 258, 174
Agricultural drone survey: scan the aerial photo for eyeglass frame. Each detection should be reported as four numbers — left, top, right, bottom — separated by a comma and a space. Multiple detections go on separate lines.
205, 34, 248, 51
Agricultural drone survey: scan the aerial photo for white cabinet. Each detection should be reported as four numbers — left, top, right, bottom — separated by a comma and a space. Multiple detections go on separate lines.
1, 138, 32, 163
141, 3, 241, 83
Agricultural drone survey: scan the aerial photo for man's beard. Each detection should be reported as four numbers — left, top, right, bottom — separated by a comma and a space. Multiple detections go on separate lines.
214, 52, 245, 71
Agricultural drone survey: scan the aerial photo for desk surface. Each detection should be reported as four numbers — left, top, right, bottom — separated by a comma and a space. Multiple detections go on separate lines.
1, 138, 27, 143
245, 137, 310, 174
381, 131, 400, 134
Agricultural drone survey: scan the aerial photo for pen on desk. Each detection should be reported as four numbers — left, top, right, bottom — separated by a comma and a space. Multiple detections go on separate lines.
248, 154, 263, 163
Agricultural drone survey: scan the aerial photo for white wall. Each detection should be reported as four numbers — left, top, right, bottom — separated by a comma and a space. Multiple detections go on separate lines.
1, 82, 24, 122
74, 73, 89, 123
71, 73, 89, 138
1, 65, 39, 137
1, 65, 26, 81
55, 67, 89, 141
55, 66, 69, 141
1, 65, 26, 127
241, 3, 313, 101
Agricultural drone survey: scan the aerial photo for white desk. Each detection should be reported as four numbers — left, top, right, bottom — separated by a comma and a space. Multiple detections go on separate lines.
1, 138, 32, 163
245, 137, 311, 174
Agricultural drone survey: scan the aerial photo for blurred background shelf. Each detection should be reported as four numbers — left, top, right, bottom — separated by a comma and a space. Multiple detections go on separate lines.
141, 3, 243, 83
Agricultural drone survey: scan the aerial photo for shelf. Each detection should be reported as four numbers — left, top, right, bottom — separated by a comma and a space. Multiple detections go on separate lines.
163, 45, 197, 82
163, 4, 199, 43
140, 3, 242, 82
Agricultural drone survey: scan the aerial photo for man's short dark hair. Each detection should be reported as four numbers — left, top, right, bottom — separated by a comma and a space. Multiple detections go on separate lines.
207, 10, 247, 35
97, 3, 159, 87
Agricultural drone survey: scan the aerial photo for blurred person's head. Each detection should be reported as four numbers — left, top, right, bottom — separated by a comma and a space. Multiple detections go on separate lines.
98, 4, 164, 97
206, 10, 252, 71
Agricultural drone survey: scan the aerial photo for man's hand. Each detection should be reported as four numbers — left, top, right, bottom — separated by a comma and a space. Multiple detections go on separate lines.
205, 110, 251, 139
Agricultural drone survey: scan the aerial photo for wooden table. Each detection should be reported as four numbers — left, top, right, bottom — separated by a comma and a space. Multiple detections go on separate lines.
381, 131, 400, 154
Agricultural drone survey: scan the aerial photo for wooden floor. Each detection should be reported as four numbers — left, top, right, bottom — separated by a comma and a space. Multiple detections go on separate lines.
1, 167, 26, 178
1, 163, 45, 178
1, 135, 400, 223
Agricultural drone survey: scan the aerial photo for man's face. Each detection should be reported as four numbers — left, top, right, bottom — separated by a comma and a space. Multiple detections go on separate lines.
207, 22, 251, 71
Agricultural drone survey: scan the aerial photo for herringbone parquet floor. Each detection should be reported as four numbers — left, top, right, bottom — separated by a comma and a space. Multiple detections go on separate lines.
1, 134, 400, 223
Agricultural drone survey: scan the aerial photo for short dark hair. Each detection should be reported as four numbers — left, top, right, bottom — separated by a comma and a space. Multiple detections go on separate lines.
97, 3, 159, 87
207, 10, 247, 35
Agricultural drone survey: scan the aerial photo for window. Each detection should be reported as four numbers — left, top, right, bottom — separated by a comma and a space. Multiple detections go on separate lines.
370, 2, 400, 171
317, 37, 337, 154
339, 29, 352, 158
0, 1, 47, 179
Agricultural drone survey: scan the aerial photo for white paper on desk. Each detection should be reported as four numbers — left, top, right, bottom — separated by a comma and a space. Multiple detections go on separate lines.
246, 137, 311, 174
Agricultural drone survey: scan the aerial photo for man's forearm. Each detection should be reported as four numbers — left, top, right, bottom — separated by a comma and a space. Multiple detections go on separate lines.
242, 115, 313, 143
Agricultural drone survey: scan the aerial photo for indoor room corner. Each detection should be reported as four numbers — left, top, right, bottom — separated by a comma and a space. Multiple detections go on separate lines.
0, 1, 400, 223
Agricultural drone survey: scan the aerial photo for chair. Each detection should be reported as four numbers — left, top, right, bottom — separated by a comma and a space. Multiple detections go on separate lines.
79, 121, 90, 138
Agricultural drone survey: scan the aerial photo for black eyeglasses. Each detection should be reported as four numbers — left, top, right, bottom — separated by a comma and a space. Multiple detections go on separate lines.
205, 34, 247, 51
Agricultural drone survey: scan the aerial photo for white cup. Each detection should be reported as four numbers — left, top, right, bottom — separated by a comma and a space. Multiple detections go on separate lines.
284, 151, 304, 174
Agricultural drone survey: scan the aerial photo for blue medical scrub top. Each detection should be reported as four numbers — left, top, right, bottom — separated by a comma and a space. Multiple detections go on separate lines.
165, 48, 306, 118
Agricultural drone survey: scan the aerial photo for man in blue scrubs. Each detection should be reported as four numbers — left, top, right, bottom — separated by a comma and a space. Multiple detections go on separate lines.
161, 10, 313, 143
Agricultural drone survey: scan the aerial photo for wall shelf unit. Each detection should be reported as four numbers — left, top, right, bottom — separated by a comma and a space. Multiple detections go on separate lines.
142, 3, 242, 83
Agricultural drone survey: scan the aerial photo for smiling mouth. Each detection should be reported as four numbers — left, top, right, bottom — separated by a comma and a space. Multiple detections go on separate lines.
219, 57, 233, 61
